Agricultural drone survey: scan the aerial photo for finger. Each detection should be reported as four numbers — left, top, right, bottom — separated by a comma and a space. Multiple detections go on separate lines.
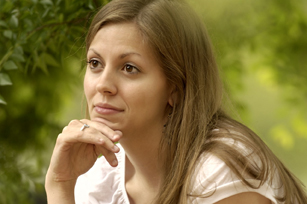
56, 129, 102, 149
80, 119, 123, 142
68, 119, 80, 126
113, 130, 122, 142
95, 145, 119, 167
62, 119, 120, 153
94, 133, 120, 153
65, 122, 120, 153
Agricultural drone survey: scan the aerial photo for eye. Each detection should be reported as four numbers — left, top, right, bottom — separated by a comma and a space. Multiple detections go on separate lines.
123, 64, 139, 74
87, 59, 102, 69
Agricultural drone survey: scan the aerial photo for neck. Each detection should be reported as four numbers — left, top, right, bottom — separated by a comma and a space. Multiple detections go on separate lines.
119, 128, 165, 203
121, 131, 164, 183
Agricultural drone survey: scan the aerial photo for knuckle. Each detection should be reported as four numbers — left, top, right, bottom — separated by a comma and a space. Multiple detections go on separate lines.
80, 119, 89, 124
56, 134, 64, 144
62, 126, 68, 132
69, 119, 79, 126
100, 139, 105, 145
105, 150, 114, 157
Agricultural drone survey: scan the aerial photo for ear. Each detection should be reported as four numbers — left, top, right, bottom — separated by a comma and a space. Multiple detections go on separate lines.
168, 88, 178, 107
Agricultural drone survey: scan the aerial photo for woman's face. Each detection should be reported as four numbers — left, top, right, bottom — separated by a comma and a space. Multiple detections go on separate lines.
84, 22, 172, 136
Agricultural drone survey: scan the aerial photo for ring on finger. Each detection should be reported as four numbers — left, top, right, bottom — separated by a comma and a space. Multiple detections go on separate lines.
80, 124, 90, 131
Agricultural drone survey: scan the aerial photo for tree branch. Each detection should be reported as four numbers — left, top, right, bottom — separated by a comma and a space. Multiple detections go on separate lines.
27, 17, 89, 37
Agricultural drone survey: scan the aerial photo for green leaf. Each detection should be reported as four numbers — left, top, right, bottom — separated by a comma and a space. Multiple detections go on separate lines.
9, 15, 18, 28
3, 60, 18, 70
36, 54, 48, 74
3, 30, 13, 39
0, 95, 7, 105
0, 73, 13, 86
14, 46, 24, 55
0, 20, 7, 28
42, 8, 50, 18
0, 47, 14, 68
42, 53, 60, 67
10, 53, 25, 62
41, 0, 53, 6
88, 1, 94, 9
1, 1, 13, 13
59, 13, 64, 23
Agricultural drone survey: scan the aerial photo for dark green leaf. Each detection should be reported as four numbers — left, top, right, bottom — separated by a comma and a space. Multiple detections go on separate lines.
88, 1, 94, 10
0, 95, 7, 105
3, 30, 13, 39
0, 21, 7, 28
3, 60, 18, 70
36, 54, 48, 74
40, 0, 53, 6
0, 73, 13, 86
42, 8, 50, 18
10, 53, 25, 62
9, 15, 18, 28
14, 46, 24, 55
42, 53, 60, 67
1, 1, 14, 13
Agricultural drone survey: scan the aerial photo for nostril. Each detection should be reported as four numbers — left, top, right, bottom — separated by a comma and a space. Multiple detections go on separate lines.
96, 80, 117, 95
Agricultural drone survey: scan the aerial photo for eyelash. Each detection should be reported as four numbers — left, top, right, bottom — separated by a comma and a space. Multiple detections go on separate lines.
123, 64, 140, 74
87, 59, 102, 69
87, 59, 140, 74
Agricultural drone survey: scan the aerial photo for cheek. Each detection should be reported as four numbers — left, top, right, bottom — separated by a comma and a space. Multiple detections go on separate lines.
83, 74, 95, 102
125, 80, 169, 111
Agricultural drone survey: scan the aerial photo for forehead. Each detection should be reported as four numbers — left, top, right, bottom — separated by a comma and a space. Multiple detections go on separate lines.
88, 22, 158, 60
90, 22, 144, 48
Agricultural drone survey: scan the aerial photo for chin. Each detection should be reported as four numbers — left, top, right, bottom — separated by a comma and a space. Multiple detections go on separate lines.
91, 117, 121, 130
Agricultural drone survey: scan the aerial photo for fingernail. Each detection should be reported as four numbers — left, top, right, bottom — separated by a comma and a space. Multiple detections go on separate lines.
112, 159, 118, 166
113, 134, 120, 140
113, 145, 119, 152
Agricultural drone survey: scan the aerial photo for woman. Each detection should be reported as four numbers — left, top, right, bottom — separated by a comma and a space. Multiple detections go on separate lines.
45, 0, 307, 203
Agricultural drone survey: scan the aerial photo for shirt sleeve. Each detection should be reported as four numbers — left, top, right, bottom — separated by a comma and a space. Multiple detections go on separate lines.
188, 153, 279, 204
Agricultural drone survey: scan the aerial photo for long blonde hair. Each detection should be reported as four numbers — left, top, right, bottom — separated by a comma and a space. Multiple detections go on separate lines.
86, 0, 307, 203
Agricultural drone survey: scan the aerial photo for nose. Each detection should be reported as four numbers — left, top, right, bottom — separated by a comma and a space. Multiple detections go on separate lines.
96, 67, 117, 95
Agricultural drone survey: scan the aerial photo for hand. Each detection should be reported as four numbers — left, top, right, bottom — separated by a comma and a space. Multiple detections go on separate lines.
45, 119, 122, 202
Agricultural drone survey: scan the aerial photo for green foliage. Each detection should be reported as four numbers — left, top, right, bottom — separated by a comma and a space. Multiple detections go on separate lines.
0, 0, 109, 203
0, 0, 103, 102
211, 0, 307, 103
188, 0, 307, 184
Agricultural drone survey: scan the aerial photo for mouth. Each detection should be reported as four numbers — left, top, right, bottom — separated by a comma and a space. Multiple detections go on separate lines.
94, 103, 124, 115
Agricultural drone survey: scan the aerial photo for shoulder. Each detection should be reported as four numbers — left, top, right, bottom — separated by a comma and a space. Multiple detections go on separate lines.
74, 144, 128, 204
188, 135, 282, 204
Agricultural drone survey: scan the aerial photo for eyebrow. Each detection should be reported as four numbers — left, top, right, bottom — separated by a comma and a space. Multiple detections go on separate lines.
88, 48, 141, 59
120, 52, 141, 59
88, 48, 102, 58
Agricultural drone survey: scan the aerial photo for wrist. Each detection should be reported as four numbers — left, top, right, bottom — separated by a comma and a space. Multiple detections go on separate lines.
45, 172, 77, 204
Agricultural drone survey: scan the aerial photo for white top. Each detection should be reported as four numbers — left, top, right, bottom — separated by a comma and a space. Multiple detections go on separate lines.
75, 143, 284, 204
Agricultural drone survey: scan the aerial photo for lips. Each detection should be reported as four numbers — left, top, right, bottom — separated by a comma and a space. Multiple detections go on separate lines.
94, 103, 124, 115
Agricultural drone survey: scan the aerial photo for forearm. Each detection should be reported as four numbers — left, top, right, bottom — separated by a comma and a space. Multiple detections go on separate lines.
45, 173, 76, 204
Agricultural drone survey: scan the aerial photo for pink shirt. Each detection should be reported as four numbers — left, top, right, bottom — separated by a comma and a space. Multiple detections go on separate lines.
75, 143, 283, 203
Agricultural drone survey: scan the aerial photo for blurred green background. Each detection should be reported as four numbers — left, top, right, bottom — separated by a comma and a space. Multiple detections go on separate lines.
0, 0, 306, 203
